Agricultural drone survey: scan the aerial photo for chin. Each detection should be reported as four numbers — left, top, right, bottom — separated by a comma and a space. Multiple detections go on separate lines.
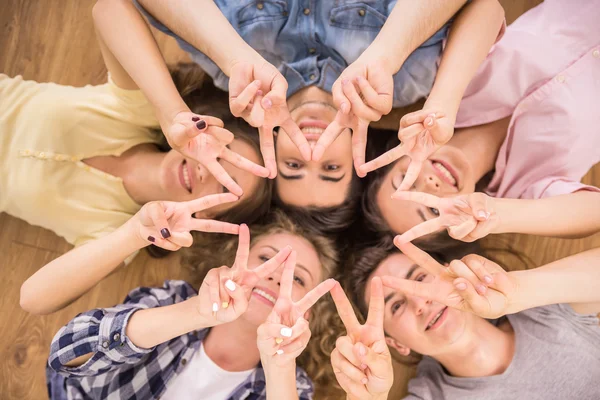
241, 301, 273, 327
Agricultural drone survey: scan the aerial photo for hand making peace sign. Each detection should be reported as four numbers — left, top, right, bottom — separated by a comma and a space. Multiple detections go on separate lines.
392, 191, 498, 244
383, 242, 518, 319
330, 278, 393, 400
197, 224, 293, 326
257, 251, 336, 367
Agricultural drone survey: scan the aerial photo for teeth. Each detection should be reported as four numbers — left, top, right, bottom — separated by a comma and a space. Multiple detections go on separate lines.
182, 161, 191, 192
427, 309, 444, 329
301, 127, 324, 134
253, 288, 276, 304
432, 162, 457, 186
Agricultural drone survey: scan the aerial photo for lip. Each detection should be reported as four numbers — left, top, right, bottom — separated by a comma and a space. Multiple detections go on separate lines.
430, 159, 460, 189
178, 160, 191, 193
298, 119, 329, 142
425, 306, 448, 331
251, 286, 278, 307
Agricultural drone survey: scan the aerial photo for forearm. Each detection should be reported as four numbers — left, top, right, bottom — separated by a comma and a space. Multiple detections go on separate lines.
126, 297, 210, 349
362, 0, 467, 74
137, 0, 262, 75
425, 0, 505, 117
93, 0, 189, 123
20, 223, 145, 315
494, 191, 600, 238
263, 364, 299, 400
509, 247, 600, 313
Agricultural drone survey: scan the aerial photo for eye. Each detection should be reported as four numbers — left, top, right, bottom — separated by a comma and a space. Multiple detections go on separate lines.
429, 207, 440, 216
391, 299, 405, 315
324, 164, 340, 171
285, 161, 302, 169
415, 273, 427, 282
258, 255, 270, 263
293, 275, 305, 287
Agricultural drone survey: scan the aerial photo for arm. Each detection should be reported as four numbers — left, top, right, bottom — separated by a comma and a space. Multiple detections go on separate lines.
20, 221, 145, 315
493, 191, 600, 238
136, 0, 262, 75
263, 365, 300, 400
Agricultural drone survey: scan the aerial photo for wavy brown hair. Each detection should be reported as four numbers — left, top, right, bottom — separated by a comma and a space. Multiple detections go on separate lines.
182, 209, 345, 398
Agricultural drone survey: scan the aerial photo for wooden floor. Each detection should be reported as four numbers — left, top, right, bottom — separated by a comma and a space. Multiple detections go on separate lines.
2, 0, 598, 399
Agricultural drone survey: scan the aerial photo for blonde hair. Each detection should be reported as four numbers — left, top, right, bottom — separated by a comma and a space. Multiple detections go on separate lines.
181, 209, 345, 398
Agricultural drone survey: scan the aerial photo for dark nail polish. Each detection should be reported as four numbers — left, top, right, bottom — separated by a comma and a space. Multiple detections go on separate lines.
196, 120, 207, 130
160, 228, 171, 239
147, 236, 155, 243
191, 116, 200, 122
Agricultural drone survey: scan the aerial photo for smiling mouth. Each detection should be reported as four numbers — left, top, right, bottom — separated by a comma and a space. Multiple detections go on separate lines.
252, 288, 277, 306
426, 306, 448, 331
180, 160, 192, 193
431, 160, 458, 188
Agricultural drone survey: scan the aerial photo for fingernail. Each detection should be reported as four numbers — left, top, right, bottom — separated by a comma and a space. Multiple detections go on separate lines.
262, 98, 272, 108
476, 284, 487, 294
361, 378, 368, 385
222, 301, 229, 309
342, 78, 349, 85
455, 282, 467, 291
257, 89, 263, 96
225, 279, 236, 291
360, 363, 367, 370
160, 228, 171, 239
275, 338, 284, 344
147, 236, 155, 243
253, 80, 261, 87
358, 344, 366, 356
280, 327, 292, 337
427, 118, 434, 126
484, 275, 493, 284
478, 211, 489, 220
196, 120, 207, 130
212, 302, 219, 312
191, 116, 200, 122
276, 349, 284, 355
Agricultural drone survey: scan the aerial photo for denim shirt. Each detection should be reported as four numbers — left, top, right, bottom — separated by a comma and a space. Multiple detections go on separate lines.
46, 280, 313, 400
134, 0, 451, 108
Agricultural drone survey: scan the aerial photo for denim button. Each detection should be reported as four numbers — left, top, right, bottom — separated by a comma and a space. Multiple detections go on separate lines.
181, 358, 188, 366
358, 9, 366, 17
593, 49, 600, 58
309, 48, 316, 54
257, 2, 264, 10
309, 74, 316, 80
303, 8, 310, 15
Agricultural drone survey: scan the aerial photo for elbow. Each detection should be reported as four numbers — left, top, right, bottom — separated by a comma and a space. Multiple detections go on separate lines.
485, 0, 506, 26
20, 280, 51, 315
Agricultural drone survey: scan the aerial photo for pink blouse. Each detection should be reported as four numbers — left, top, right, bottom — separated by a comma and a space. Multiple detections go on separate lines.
455, 0, 600, 199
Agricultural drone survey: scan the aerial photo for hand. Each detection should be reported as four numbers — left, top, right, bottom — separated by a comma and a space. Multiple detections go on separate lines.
165, 111, 270, 196
313, 61, 393, 173
257, 251, 336, 368
228, 59, 311, 178
383, 242, 519, 319
197, 224, 293, 326
393, 192, 498, 244
358, 110, 454, 190
330, 278, 393, 399
128, 193, 240, 250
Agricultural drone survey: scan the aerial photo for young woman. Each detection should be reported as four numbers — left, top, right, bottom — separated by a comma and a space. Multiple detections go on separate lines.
332, 241, 600, 400
46, 207, 341, 399
361, 0, 600, 248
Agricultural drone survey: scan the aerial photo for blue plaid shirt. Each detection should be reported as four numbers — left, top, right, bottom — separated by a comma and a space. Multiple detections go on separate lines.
47, 280, 313, 400
133, 0, 452, 108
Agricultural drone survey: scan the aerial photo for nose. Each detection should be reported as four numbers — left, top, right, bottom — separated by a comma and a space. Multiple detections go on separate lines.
417, 172, 442, 193
412, 296, 432, 316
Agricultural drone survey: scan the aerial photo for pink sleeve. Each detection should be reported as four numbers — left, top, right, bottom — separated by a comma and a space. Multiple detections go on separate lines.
521, 177, 600, 200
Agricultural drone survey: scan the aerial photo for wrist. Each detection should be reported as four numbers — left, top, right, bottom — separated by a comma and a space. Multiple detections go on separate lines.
359, 42, 404, 76
223, 47, 264, 77
185, 297, 215, 330
116, 220, 149, 252
423, 98, 458, 123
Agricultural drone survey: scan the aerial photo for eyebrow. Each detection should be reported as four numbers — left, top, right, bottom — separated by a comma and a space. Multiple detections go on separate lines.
382, 264, 419, 305
417, 209, 427, 222
278, 171, 346, 183
279, 172, 303, 180
265, 245, 314, 281
320, 173, 345, 182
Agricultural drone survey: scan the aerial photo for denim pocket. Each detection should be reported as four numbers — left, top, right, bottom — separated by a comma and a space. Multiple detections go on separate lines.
329, 1, 388, 31
236, 0, 289, 28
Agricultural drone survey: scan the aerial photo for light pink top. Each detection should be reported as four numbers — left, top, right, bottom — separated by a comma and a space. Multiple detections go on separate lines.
455, 0, 600, 199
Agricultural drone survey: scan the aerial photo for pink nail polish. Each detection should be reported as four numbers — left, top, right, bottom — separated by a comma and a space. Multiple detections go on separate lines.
455, 282, 467, 291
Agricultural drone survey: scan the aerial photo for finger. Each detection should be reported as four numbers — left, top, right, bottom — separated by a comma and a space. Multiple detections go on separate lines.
332, 346, 368, 384
448, 217, 478, 241
330, 282, 362, 334
396, 158, 423, 192
380, 276, 440, 303
250, 245, 293, 285
334, 370, 370, 399
203, 268, 221, 316
447, 260, 488, 295
280, 118, 311, 161
147, 202, 171, 239
257, 323, 295, 343
164, 231, 193, 248
358, 144, 404, 175
262, 73, 288, 109
394, 217, 445, 244
468, 193, 492, 221
400, 110, 445, 129
461, 255, 497, 286
224, 277, 249, 315
232, 224, 250, 273
352, 119, 369, 176
393, 241, 446, 275
355, 76, 392, 114
342, 79, 381, 121
332, 80, 351, 114
220, 146, 270, 178
391, 191, 442, 208
150, 236, 181, 252
188, 219, 240, 234
398, 123, 427, 142
258, 126, 277, 179
230, 80, 261, 117
356, 340, 392, 382
282, 317, 310, 345
278, 328, 311, 360
205, 125, 234, 144
185, 193, 239, 213
335, 336, 364, 370
204, 159, 244, 196
312, 117, 345, 161
453, 278, 491, 315
366, 277, 385, 329
295, 278, 337, 315
278, 250, 297, 300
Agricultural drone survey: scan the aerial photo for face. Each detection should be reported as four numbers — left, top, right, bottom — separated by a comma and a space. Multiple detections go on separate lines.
366, 253, 473, 357
376, 145, 477, 234
242, 232, 324, 326
276, 86, 353, 207
158, 138, 262, 217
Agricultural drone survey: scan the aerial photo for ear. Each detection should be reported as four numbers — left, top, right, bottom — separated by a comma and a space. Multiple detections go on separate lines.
385, 336, 410, 356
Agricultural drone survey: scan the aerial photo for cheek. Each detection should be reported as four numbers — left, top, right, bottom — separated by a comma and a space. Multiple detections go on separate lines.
323, 130, 353, 161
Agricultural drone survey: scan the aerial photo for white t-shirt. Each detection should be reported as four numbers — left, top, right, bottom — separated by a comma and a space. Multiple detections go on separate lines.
161, 343, 255, 400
